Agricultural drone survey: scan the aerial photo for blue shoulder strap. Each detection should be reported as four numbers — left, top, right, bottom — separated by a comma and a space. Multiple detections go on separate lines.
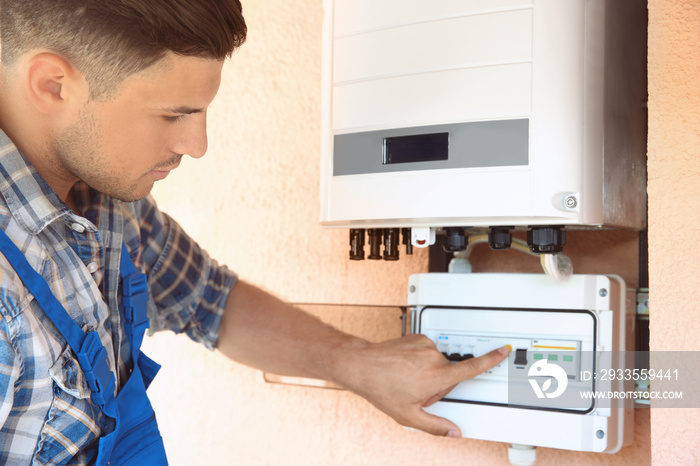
119, 244, 150, 358
0, 229, 148, 417
0, 228, 116, 414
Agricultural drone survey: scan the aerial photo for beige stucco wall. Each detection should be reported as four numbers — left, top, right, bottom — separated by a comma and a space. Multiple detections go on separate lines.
647, 0, 700, 464
142, 0, 698, 464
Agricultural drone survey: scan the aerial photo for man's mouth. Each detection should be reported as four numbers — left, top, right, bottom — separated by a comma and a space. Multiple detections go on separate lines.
150, 155, 183, 180
151, 169, 172, 181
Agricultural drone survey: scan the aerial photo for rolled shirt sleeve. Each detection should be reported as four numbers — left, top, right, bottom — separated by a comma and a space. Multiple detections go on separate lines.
134, 196, 237, 350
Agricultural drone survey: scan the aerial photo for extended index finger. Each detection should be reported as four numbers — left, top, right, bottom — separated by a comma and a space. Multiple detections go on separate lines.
440, 346, 510, 387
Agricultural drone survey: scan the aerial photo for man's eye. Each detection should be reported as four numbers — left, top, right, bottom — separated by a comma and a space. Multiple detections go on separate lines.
163, 114, 187, 122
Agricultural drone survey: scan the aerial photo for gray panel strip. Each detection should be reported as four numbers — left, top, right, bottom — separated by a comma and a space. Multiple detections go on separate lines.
333, 119, 529, 176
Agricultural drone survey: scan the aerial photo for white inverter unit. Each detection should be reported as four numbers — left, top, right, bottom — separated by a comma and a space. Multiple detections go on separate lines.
320, 0, 647, 232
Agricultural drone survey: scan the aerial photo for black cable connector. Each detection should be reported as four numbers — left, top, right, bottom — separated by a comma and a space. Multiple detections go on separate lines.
383, 228, 400, 261
349, 229, 365, 260
489, 227, 513, 250
527, 226, 566, 254
367, 229, 383, 260
402, 228, 413, 255
443, 227, 467, 253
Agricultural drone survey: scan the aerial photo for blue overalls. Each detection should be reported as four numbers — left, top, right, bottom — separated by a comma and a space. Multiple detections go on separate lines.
0, 228, 169, 465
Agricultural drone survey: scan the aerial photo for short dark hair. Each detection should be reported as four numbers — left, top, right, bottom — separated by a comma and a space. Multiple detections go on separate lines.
0, 0, 247, 98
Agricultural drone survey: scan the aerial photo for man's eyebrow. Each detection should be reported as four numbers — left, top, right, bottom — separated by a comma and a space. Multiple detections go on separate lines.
160, 106, 206, 114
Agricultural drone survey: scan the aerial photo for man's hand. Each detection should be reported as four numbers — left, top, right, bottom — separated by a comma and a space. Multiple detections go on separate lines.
330, 335, 510, 438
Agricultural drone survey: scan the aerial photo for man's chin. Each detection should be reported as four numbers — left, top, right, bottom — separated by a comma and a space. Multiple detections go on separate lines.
96, 181, 154, 203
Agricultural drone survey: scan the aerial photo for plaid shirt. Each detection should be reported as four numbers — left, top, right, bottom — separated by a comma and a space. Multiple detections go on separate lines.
0, 129, 237, 464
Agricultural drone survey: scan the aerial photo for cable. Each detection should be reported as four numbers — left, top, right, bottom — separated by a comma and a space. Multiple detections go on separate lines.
540, 252, 573, 281
450, 234, 573, 281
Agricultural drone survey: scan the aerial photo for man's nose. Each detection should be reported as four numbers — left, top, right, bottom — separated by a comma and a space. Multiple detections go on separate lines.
173, 114, 208, 159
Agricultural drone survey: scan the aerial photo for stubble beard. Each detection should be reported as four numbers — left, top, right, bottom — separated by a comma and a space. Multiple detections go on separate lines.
54, 109, 153, 203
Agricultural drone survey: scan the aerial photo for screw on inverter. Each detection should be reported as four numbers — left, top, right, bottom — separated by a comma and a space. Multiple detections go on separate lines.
349, 229, 365, 260
565, 195, 578, 208
443, 227, 467, 253
527, 226, 566, 254
402, 228, 413, 255
367, 229, 383, 260
383, 228, 400, 261
489, 227, 513, 250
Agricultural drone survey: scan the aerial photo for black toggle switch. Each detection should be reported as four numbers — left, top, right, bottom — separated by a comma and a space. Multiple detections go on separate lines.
514, 348, 528, 366
441, 352, 475, 362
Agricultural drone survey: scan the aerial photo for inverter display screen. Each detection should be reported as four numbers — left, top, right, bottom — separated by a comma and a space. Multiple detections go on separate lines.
382, 132, 449, 165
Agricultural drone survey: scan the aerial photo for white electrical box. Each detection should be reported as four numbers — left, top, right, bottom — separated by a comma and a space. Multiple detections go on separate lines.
409, 273, 634, 453
320, 0, 647, 230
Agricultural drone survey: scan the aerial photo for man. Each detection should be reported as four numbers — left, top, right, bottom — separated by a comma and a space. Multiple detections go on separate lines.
0, 0, 509, 463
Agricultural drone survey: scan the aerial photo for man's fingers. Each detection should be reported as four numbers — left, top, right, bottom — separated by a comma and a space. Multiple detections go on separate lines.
441, 346, 510, 387
409, 407, 463, 438
412, 347, 509, 438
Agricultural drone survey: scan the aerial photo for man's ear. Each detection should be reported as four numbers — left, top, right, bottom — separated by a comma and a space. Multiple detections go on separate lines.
25, 52, 87, 114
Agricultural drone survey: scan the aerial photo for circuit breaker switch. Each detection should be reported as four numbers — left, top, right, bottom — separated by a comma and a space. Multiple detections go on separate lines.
514, 348, 528, 366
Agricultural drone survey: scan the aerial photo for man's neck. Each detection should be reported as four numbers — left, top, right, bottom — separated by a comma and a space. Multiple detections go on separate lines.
64, 189, 82, 215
